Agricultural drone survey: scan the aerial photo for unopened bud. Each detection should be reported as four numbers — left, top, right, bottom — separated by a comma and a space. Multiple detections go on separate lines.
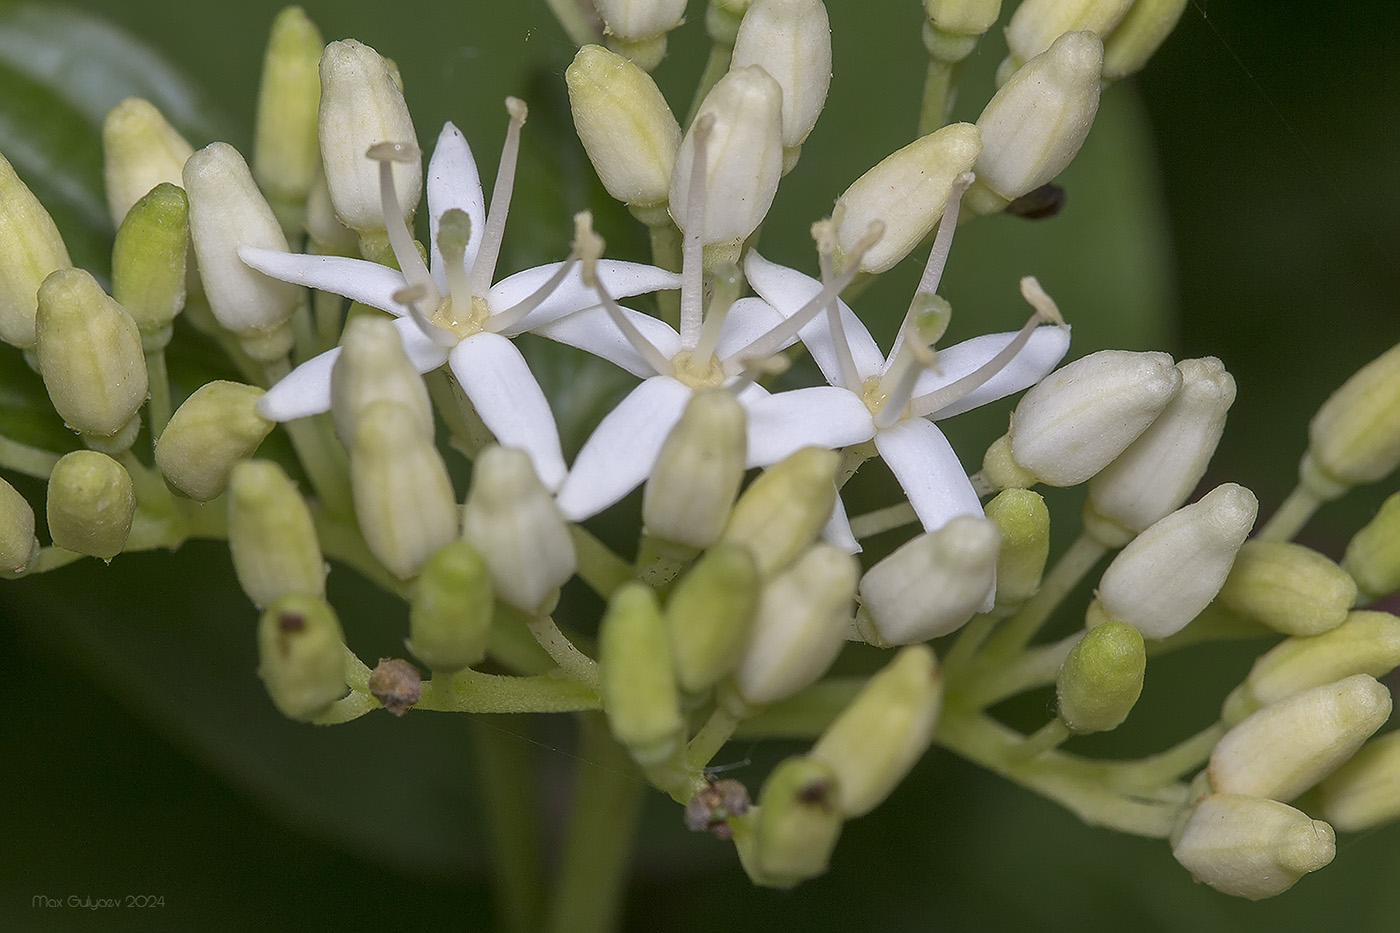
665, 543, 760, 695
600, 582, 685, 766
0, 151, 72, 349
1343, 490, 1400, 602
731, 0, 832, 150
1102, 0, 1191, 80
721, 447, 839, 577
1172, 794, 1335, 901
253, 7, 325, 229
738, 756, 843, 888
1057, 620, 1145, 733
925, 0, 1002, 35
330, 315, 434, 448
1002, 0, 1133, 76
257, 592, 348, 721
1302, 341, 1400, 498
984, 488, 1050, 606
0, 477, 39, 574
594, 0, 686, 68
101, 97, 194, 227
407, 540, 494, 673
111, 183, 189, 349
643, 390, 747, 550
155, 381, 275, 501
46, 451, 135, 560
1317, 729, 1400, 832
1218, 540, 1357, 637
228, 459, 326, 606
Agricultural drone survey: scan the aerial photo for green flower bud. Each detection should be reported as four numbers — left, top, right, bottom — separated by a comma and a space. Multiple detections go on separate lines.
101, 97, 194, 227
664, 543, 760, 695
984, 488, 1050, 606
731, 0, 832, 150
407, 540, 494, 674
253, 6, 325, 229
1343, 490, 1400, 602
721, 447, 838, 577
228, 460, 325, 606
1317, 729, 1400, 832
643, 390, 747, 551
111, 183, 189, 350
462, 446, 576, 614
1218, 540, 1357, 637
1209, 674, 1392, 802
1302, 341, 1400, 498
1002, 0, 1134, 76
600, 582, 684, 766
1172, 794, 1335, 901
154, 381, 274, 501
832, 123, 981, 275
330, 315, 434, 448
0, 477, 39, 574
1102, 0, 1191, 81
737, 756, 843, 888
0, 151, 72, 349
1056, 620, 1146, 733
566, 45, 681, 209
45, 451, 135, 560
257, 592, 348, 721
34, 268, 148, 449
810, 645, 942, 817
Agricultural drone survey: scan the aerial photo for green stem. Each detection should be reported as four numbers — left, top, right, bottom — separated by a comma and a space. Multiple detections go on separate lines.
847, 501, 918, 540
1017, 718, 1071, 760
686, 705, 742, 770
955, 633, 1079, 709
942, 608, 1008, 675
525, 614, 601, 692
979, 532, 1107, 660
644, 215, 682, 330
0, 435, 61, 479
1099, 723, 1226, 792
144, 348, 173, 440
1257, 482, 1324, 541
685, 37, 735, 129
470, 716, 547, 933
280, 415, 353, 518
918, 57, 962, 135
417, 668, 600, 713
570, 524, 635, 599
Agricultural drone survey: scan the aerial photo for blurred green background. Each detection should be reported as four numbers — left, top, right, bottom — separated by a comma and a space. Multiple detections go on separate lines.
2, 0, 1398, 929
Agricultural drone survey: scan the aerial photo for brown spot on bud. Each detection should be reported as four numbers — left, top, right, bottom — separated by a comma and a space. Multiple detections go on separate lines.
369, 657, 422, 716
278, 612, 306, 632
797, 779, 833, 806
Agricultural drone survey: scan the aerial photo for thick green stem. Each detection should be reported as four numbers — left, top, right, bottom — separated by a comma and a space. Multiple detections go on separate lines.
954, 634, 1079, 709
686, 705, 742, 770
418, 668, 600, 713
1257, 482, 1324, 541
918, 57, 962, 135
979, 532, 1107, 660
144, 348, 173, 440
0, 435, 61, 479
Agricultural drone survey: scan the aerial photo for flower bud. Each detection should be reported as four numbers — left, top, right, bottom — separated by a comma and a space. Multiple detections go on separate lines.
566, 45, 681, 209
154, 381, 275, 501
407, 540, 494, 673
45, 451, 135, 560
330, 315, 434, 448
228, 459, 326, 606
111, 183, 189, 350
664, 543, 760, 695
34, 269, 147, 450
669, 65, 783, 247
184, 142, 299, 361
1316, 729, 1400, 832
1102, 0, 1191, 81
257, 592, 348, 721
810, 645, 942, 817
721, 447, 839, 577
1085, 357, 1236, 547
1172, 794, 1335, 900
924, 0, 1002, 36
101, 97, 194, 227
730, 543, 858, 708
461, 445, 576, 614
643, 390, 747, 550
318, 39, 420, 233
973, 31, 1102, 208
857, 515, 999, 645
0, 477, 39, 574
1343, 490, 1400, 602
1209, 674, 1392, 802
1002, 0, 1134, 75
1095, 483, 1257, 639
984, 488, 1050, 606
593, 0, 687, 68
351, 400, 458, 580
731, 0, 832, 150
1302, 341, 1400, 498
0, 152, 72, 350
253, 7, 324, 229
600, 582, 685, 766
1056, 620, 1145, 733
996, 349, 1182, 488
1218, 540, 1357, 637
832, 123, 981, 275
737, 756, 843, 888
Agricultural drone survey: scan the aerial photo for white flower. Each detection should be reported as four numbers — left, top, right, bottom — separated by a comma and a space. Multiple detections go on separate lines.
240, 109, 680, 490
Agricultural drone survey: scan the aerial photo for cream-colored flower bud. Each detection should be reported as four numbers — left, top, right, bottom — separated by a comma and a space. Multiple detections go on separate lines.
46, 451, 135, 561
594, 0, 687, 40
1172, 794, 1335, 901
329, 315, 434, 448
227, 459, 326, 606
1209, 674, 1392, 802
832, 123, 981, 275
257, 592, 348, 722
1102, 0, 1191, 80
720, 447, 839, 577
0, 151, 71, 349
566, 45, 680, 209
1344, 491, 1400, 603
1003, 0, 1134, 75
730, 543, 858, 708
737, 756, 843, 888
731, 0, 832, 150
1302, 341, 1400, 498
810, 645, 942, 817
664, 544, 760, 695
1317, 729, 1400, 832
999, 349, 1182, 488
101, 97, 194, 227
253, 6, 324, 228
184, 142, 299, 360
318, 39, 420, 233
0, 477, 39, 574
669, 66, 783, 247
643, 390, 747, 550
351, 400, 458, 580
984, 488, 1049, 606
155, 381, 274, 501
857, 515, 999, 645
600, 582, 685, 766
1218, 540, 1357, 637
111, 183, 188, 350
1057, 620, 1145, 733
925, 0, 1003, 36
1085, 357, 1236, 547
408, 540, 494, 674
973, 31, 1102, 206
1096, 483, 1257, 639
461, 445, 576, 614
34, 269, 147, 449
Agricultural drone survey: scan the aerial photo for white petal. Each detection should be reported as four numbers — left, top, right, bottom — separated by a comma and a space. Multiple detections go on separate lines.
449, 332, 567, 491
532, 305, 681, 378
427, 122, 487, 293
821, 496, 862, 554
256, 347, 339, 420
490, 260, 682, 335
713, 297, 786, 366
393, 317, 453, 371
742, 386, 876, 467
744, 250, 885, 383
555, 376, 691, 521
914, 325, 1071, 420
875, 418, 983, 532
239, 246, 408, 313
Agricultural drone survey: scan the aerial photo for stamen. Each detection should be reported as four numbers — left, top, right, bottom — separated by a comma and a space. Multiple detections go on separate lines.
679, 114, 715, 350
689, 260, 740, 365
393, 283, 458, 346
468, 97, 528, 297
872, 319, 938, 429
436, 208, 475, 307
574, 213, 673, 377
814, 218, 863, 394
724, 353, 790, 396
911, 171, 973, 303
368, 141, 435, 295
486, 253, 581, 335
